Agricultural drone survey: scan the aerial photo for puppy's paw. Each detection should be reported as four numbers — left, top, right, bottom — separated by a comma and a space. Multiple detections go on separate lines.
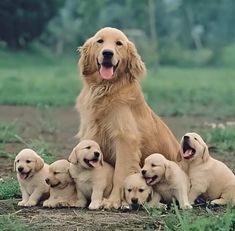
88, 200, 102, 210
43, 200, 55, 208
24, 200, 37, 207
181, 203, 193, 209
18, 201, 27, 206
102, 198, 121, 210
74, 200, 87, 208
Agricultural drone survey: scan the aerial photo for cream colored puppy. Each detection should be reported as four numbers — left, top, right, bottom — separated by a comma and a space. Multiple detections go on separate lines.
43, 159, 78, 207
180, 132, 235, 206
122, 173, 165, 210
141, 153, 192, 209
14, 149, 49, 206
69, 140, 114, 210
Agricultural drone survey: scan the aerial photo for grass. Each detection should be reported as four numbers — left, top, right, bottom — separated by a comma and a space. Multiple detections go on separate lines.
0, 122, 20, 144
0, 47, 235, 118
0, 178, 21, 200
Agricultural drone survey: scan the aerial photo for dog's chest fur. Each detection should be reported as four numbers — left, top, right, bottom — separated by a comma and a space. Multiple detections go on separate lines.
75, 170, 93, 198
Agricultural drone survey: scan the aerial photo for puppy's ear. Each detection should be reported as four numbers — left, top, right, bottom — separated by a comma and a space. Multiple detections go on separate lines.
100, 151, 104, 166
35, 155, 44, 172
68, 149, 78, 164
164, 163, 172, 182
78, 37, 96, 76
202, 145, 209, 162
121, 186, 126, 202
126, 41, 146, 81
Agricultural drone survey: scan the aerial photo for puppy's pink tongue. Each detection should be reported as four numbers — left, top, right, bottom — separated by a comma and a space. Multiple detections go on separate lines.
89, 160, 101, 168
19, 173, 28, 179
100, 66, 114, 79
183, 149, 192, 158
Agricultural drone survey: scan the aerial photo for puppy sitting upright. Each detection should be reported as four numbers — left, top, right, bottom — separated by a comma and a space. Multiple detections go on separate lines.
142, 153, 192, 209
69, 140, 114, 210
14, 149, 49, 206
43, 159, 78, 208
181, 132, 235, 206
122, 173, 164, 210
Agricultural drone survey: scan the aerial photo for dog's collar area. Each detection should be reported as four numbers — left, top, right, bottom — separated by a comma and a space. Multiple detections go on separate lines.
182, 141, 196, 159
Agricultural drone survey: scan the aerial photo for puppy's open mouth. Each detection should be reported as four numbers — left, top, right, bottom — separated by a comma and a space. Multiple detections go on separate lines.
18, 170, 31, 180
84, 157, 100, 168
144, 175, 158, 186
182, 141, 196, 159
97, 60, 119, 80
51, 182, 61, 188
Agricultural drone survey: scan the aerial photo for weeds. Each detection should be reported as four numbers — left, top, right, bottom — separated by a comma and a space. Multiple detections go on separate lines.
0, 178, 21, 200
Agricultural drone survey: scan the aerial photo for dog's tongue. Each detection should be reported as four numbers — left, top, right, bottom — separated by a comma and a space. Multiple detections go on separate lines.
100, 66, 114, 79
19, 173, 28, 180
145, 177, 153, 185
183, 149, 193, 158
89, 160, 101, 168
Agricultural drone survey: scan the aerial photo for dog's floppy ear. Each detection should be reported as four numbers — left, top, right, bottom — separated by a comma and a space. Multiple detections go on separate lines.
202, 145, 209, 163
164, 162, 172, 182
35, 155, 44, 172
68, 149, 78, 164
121, 185, 126, 203
126, 41, 146, 81
78, 37, 96, 76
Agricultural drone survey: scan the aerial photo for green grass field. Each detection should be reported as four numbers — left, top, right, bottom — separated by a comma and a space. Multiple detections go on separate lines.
0, 47, 234, 118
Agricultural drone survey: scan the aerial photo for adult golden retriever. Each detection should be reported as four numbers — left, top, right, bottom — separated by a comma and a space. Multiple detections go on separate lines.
180, 132, 235, 206
76, 27, 180, 208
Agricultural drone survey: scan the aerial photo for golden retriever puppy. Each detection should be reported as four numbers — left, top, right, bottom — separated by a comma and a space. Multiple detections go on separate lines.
14, 149, 49, 206
76, 27, 180, 209
180, 132, 235, 206
69, 139, 114, 210
43, 159, 78, 208
141, 153, 192, 209
122, 173, 164, 210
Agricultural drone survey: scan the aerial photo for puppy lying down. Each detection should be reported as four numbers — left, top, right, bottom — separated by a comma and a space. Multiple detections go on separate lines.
181, 132, 235, 206
43, 159, 78, 207
69, 140, 114, 210
122, 173, 165, 210
14, 149, 49, 206
142, 153, 192, 209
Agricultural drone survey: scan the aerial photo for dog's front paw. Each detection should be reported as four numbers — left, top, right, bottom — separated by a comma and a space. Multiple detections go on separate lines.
102, 198, 121, 210
88, 200, 102, 210
24, 200, 37, 207
18, 200, 27, 206
74, 200, 87, 208
43, 200, 55, 208
181, 203, 193, 209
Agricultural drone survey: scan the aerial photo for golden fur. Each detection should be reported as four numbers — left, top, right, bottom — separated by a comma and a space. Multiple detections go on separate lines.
76, 27, 180, 208
122, 173, 164, 209
69, 140, 114, 210
180, 132, 235, 206
14, 149, 49, 206
142, 153, 192, 209
43, 159, 78, 207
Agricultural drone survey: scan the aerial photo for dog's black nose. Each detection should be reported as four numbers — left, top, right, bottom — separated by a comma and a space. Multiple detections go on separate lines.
45, 178, 50, 184
141, 170, 146, 176
94, 152, 100, 158
18, 167, 23, 172
131, 198, 138, 204
102, 49, 113, 58
184, 135, 189, 140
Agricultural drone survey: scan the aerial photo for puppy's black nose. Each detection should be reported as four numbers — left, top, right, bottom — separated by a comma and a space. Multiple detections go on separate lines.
131, 198, 138, 204
102, 49, 113, 58
94, 152, 100, 158
184, 135, 189, 140
45, 178, 50, 184
141, 170, 146, 176
18, 167, 23, 172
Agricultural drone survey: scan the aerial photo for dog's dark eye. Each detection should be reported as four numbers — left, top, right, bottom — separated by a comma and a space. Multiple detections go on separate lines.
151, 164, 156, 167
26, 160, 31, 163
16, 160, 19, 163
116, 41, 123, 46
54, 172, 58, 175
128, 189, 132, 192
194, 138, 198, 141
139, 189, 144, 193
97, 39, 103, 44
85, 146, 91, 149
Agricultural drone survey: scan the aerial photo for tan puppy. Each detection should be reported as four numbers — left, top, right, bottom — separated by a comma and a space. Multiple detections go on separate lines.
77, 27, 180, 208
69, 140, 114, 210
43, 159, 78, 207
180, 132, 235, 206
122, 173, 164, 210
141, 153, 192, 209
14, 149, 49, 206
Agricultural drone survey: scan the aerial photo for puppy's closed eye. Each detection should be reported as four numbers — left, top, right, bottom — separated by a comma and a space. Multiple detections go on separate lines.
26, 160, 31, 163
151, 164, 156, 167
127, 189, 132, 192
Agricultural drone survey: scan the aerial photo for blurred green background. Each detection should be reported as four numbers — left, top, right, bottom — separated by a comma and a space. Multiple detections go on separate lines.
0, 0, 235, 118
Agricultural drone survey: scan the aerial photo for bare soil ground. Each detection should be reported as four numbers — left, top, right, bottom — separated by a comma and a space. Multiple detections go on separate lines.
0, 105, 234, 230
